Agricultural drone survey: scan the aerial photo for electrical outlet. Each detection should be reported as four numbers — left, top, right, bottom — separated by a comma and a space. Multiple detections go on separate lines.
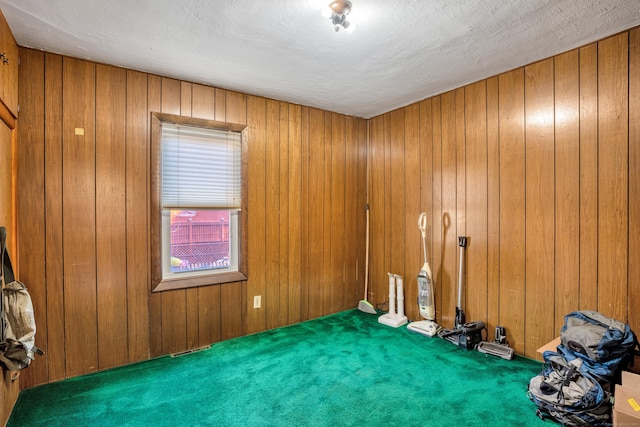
253, 295, 261, 309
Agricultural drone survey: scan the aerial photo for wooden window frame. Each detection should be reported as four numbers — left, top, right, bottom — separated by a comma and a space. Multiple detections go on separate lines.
150, 112, 248, 292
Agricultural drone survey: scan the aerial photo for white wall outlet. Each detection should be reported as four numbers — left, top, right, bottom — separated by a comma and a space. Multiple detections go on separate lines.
253, 295, 261, 309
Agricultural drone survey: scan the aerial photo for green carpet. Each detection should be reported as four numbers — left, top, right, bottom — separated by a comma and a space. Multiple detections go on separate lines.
9, 310, 547, 426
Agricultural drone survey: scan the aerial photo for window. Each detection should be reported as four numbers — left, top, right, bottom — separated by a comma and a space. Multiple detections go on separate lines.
151, 113, 247, 291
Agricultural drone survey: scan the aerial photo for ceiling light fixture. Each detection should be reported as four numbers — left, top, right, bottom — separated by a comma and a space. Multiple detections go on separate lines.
321, 0, 356, 33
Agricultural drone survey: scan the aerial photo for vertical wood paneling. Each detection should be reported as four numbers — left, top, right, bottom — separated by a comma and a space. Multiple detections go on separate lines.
430, 97, 443, 324
219, 282, 242, 340
1, 369, 19, 425
180, 82, 201, 350
264, 99, 280, 329
455, 89, 466, 309
21, 50, 349, 384
278, 102, 290, 325
288, 104, 302, 323
226, 91, 247, 125
554, 50, 580, 333
0, 119, 13, 255
215, 89, 226, 121
315, 113, 329, 311
440, 92, 457, 327
190, 83, 222, 346
368, 115, 385, 308
62, 58, 97, 377
486, 76, 500, 339
95, 64, 127, 369
418, 100, 433, 278
192, 84, 215, 119
597, 33, 628, 321
322, 113, 332, 315
42, 53, 64, 383
343, 116, 356, 311
418, 99, 434, 322
330, 113, 345, 313
403, 104, 420, 321
0, 125, 14, 257
578, 43, 599, 311
465, 81, 488, 326
498, 69, 526, 353
364, 30, 637, 359
220, 90, 246, 340
524, 58, 555, 354
246, 95, 267, 334
125, 70, 150, 363
390, 109, 405, 279
0, 118, 17, 416
1, 11, 17, 116
629, 28, 640, 336
159, 78, 187, 355
383, 113, 392, 299
15, 26, 640, 385
300, 106, 310, 320
147, 75, 163, 357
352, 120, 364, 308
15, 49, 47, 388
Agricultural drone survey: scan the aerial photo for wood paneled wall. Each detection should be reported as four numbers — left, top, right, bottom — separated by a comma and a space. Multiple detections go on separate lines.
14, 25, 640, 389
0, 77, 18, 427
368, 28, 640, 359
16, 49, 367, 387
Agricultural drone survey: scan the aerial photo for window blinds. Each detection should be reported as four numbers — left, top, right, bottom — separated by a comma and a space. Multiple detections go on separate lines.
161, 123, 241, 209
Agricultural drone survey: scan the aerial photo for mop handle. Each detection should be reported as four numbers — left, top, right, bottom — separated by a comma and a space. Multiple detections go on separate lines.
457, 236, 467, 309
418, 212, 427, 264
364, 204, 370, 301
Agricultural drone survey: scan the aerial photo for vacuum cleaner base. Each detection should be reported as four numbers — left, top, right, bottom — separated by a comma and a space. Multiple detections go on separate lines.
378, 313, 407, 328
407, 320, 441, 337
438, 321, 485, 350
477, 341, 515, 360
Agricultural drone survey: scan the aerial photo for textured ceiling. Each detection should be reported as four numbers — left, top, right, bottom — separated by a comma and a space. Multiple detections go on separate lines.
1, 0, 638, 118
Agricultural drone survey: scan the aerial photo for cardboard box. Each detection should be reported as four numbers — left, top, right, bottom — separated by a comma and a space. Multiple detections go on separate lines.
614, 371, 640, 426
536, 336, 561, 354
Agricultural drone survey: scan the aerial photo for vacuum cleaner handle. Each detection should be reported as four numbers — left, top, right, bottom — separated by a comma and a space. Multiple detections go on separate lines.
456, 236, 468, 327
418, 212, 427, 239
418, 212, 428, 265
457, 237, 467, 305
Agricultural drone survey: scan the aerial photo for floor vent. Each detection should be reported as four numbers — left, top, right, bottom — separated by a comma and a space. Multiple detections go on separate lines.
170, 345, 211, 358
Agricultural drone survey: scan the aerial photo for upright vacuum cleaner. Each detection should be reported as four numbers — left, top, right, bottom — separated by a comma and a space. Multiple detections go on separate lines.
437, 236, 485, 350
407, 213, 441, 337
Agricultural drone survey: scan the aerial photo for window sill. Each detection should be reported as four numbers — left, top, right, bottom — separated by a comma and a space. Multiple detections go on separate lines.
152, 271, 248, 292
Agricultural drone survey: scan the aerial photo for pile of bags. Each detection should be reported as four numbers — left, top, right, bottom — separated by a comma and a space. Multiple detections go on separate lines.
528, 310, 639, 426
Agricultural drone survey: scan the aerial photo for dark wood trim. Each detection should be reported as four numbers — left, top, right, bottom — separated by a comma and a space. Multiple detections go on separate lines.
149, 111, 249, 292
154, 271, 248, 292
0, 100, 16, 130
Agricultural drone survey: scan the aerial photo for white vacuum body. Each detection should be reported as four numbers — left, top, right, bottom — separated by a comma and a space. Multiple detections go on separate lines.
417, 263, 434, 320
407, 212, 440, 337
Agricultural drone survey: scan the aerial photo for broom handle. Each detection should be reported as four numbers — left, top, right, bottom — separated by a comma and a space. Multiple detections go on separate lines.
364, 204, 370, 301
